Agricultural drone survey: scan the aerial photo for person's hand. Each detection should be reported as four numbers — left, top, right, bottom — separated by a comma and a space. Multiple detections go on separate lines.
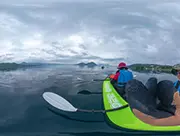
109, 74, 115, 79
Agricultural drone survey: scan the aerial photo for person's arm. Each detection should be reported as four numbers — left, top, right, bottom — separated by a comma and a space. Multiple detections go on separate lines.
110, 72, 119, 84
114, 72, 119, 81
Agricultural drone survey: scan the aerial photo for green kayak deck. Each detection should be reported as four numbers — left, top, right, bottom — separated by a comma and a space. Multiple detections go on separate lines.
102, 78, 180, 132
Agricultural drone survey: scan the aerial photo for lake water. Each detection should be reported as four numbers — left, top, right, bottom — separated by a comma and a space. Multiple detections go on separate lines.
0, 65, 177, 136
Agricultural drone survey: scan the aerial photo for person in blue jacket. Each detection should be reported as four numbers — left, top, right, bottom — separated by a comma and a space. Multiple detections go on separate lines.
111, 62, 133, 98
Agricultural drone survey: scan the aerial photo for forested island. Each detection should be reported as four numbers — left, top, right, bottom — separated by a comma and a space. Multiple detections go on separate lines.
0, 62, 99, 71
0, 62, 177, 74
76, 62, 97, 68
75, 62, 175, 73
129, 64, 173, 73
0, 62, 47, 71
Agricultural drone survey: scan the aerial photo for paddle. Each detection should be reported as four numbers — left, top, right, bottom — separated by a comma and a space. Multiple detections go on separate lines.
78, 75, 112, 95
92, 79, 106, 81
92, 74, 111, 82
92, 74, 136, 82
43, 92, 128, 113
77, 90, 101, 95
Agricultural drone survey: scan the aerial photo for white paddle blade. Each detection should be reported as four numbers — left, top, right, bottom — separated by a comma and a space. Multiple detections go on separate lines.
43, 92, 77, 112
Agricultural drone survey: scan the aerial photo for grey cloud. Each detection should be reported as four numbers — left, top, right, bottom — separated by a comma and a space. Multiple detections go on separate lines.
0, 0, 180, 64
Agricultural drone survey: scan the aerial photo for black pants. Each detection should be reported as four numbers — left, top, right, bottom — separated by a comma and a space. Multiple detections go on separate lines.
125, 78, 176, 118
113, 83, 126, 99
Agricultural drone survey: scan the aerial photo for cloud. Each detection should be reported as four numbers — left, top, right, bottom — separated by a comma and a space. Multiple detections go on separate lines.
0, 0, 180, 65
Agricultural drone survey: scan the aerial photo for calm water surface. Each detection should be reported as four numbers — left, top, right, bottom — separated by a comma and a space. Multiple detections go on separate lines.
0, 65, 177, 136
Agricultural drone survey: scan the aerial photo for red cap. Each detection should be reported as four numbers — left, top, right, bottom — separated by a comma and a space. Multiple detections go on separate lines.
117, 62, 127, 69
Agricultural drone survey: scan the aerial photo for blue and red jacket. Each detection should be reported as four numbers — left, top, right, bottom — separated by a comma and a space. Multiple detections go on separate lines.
111, 69, 133, 87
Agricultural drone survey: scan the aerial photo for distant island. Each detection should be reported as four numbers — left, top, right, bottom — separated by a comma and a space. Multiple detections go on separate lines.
75, 62, 176, 73
0, 62, 48, 71
0, 62, 98, 71
128, 64, 173, 73
0, 62, 177, 74
76, 62, 97, 68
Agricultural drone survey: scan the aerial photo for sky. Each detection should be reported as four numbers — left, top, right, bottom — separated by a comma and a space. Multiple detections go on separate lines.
0, 0, 180, 65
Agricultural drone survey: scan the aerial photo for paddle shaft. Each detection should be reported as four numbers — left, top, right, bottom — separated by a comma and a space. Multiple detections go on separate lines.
92, 74, 111, 81
92, 79, 105, 81
77, 104, 128, 113
77, 90, 102, 94
92, 75, 136, 82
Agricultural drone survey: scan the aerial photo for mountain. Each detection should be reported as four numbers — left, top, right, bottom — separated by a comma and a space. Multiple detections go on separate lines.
0, 62, 49, 71
0, 63, 20, 71
76, 62, 86, 67
76, 62, 97, 68
128, 63, 173, 73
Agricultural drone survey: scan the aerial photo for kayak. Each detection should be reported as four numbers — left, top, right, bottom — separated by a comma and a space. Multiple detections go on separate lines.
103, 78, 180, 133
42, 77, 180, 134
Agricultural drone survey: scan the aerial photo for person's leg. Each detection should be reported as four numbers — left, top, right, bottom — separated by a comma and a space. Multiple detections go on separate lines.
145, 77, 158, 107
145, 77, 158, 95
133, 108, 180, 126
156, 80, 176, 114
113, 83, 126, 98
